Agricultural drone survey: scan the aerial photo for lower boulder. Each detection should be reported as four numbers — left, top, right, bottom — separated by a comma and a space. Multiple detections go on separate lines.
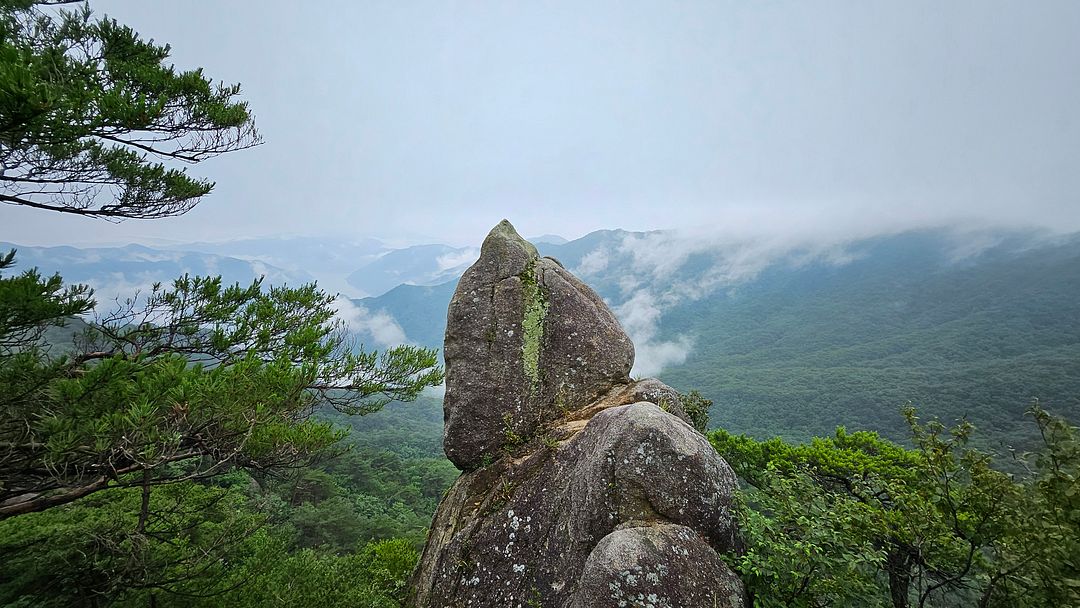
570, 523, 745, 608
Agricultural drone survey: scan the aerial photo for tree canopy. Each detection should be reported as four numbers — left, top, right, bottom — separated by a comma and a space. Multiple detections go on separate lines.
0, 0, 260, 218
712, 404, 1080, 608
0, 258, 443, 519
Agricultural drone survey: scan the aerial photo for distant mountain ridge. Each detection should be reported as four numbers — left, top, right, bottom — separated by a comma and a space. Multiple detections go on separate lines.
7, 227, 1079, 449
156, 236, 386, 297
345, 244, 478, 297
355, 227, 1080, 450
1, 241, 313, 305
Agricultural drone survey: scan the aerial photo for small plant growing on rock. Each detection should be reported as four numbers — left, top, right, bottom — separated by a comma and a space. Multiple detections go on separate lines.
502, 413, 525, 452
679, 390, 712, 434
542, 434, 560, 450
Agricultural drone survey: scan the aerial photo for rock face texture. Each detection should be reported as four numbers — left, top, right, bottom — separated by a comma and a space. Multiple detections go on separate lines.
443, 220, 635, 471
411, 221, 745, 607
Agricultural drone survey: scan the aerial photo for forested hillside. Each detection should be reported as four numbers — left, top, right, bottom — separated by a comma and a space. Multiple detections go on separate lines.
360, 229, 1080, 450
660, 232, 1080, 447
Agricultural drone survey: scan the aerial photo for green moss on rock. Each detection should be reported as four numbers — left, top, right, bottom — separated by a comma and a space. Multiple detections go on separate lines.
520, 258, 549, 393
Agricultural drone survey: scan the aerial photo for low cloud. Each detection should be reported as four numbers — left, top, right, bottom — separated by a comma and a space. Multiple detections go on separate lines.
602, 228, 872, 375
435, 248, 480, 272
616, 230, 861, 301
574, 248, 609, 277
332, 297, 410, 348
248, 260, 304, 286
632, 336, 695, 378
127, 249, 183, 263
87, 273, 163, 312
614, 291, 694, 378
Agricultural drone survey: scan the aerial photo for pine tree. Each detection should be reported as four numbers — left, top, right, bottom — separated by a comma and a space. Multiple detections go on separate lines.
1, 0, 260, 218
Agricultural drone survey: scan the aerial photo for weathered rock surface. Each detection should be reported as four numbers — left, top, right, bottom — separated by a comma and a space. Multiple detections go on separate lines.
570, 523, 746, 608
443, 219, 634, 471
412, 220, 745, 607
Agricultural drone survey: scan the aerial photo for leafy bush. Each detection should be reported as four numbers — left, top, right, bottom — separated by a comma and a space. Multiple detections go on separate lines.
712, 403, 1080, 607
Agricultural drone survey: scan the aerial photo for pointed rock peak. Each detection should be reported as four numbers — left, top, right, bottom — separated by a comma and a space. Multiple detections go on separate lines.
480, 219, 539, 271
488, 218, 529, 243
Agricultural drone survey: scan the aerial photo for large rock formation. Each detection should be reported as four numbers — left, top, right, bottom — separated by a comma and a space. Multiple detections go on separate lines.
410, 220, 745, 607
443, 220, 637, 471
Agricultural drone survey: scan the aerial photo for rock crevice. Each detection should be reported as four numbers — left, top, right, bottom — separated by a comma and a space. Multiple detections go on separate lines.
412, 220, 745, 607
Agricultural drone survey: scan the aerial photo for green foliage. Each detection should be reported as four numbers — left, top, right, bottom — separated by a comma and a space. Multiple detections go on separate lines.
0, 406, 456, 607
726, 472, 888, 607
0, 265, 443, 519
0, 475, 279, 607
712, 405, 1080, 608
678, 389, 711, 434
199, 538, 419, 608
0, 473, 425, 608
0, 0, 260, 218
0, 3, 448, 605
0, 249, 94, 348
0, 255, 446, 604
286, 440, 457, 550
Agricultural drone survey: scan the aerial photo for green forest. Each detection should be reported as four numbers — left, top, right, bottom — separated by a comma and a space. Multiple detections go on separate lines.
0, 395, 457, 607
1, 2, 1078, 607
660, 232, 1080, 450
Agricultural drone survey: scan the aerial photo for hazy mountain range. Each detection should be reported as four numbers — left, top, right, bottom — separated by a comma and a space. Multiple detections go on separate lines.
353, 227, 1080, 449
6, 226, 1079, 450
1, 241, 315, 304
3, 233, 559, 302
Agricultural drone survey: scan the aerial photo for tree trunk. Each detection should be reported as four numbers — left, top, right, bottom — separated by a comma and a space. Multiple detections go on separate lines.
887, 549, 912, 608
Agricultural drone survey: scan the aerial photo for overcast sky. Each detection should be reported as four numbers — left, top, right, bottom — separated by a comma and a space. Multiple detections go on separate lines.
4, 1, 1080, 247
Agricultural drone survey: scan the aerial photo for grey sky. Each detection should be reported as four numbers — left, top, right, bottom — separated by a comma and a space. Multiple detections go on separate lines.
4, 0, 1080, 247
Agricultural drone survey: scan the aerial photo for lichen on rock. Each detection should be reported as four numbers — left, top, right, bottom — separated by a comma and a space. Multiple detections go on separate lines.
518, 257, 548, 394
